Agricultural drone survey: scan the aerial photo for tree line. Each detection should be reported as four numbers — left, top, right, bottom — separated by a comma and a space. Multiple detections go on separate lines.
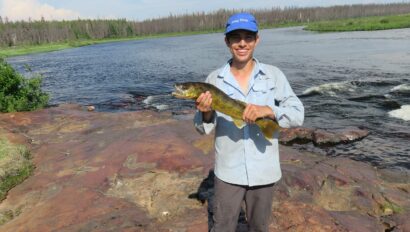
1, 3, 410, 47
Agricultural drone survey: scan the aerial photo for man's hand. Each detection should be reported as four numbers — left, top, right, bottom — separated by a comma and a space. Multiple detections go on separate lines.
196, 91, 212, 112
196, 91, 214, 122
243, 104, 275, 123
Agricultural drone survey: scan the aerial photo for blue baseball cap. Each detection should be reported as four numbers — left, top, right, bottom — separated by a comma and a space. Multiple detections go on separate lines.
225, 13, 258, 35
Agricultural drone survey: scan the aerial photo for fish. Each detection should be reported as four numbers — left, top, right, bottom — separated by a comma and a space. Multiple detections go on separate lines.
172, 82, 280, 139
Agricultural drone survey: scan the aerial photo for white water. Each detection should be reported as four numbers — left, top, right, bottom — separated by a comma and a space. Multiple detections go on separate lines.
388, 105, 410, 121
143, 95, 169, 111
302, 81, 358, 96
390, 84, 410, 93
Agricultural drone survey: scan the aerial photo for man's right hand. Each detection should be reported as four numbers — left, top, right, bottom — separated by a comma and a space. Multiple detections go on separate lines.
196, 91, 214, 122
196, 91, 213, 112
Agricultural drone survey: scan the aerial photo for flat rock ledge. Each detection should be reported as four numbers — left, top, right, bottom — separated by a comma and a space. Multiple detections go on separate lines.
0, 104, 408, 232
280, 127, 369, 146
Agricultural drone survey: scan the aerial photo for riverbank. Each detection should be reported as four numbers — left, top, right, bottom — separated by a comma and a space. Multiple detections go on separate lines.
2, 13, 410, 58
305, 13, 410, 32
0, 31, 219, 58
0, 104, 409, 231
0, 22, 308, 58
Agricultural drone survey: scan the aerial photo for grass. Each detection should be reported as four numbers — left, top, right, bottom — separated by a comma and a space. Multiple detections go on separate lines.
0, 30, 221, 58
0, 136, 34, 202
305, 13, 410, 32
0, 43, 73, 57
0, 22, 306, 58
1, 13, 409, 57
382, 200, 404, 214
0, 135, 33, 225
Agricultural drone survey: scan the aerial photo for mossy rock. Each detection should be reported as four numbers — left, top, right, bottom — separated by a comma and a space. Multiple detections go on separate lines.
0, 137, 34, 202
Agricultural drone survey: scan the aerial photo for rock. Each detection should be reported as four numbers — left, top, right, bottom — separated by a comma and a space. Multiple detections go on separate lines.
280, 127, 369, 146
271, 201, 343, 232
389, 212, 410, 232
279, 127, 314, 144
329, 211, 384, 232
0, 104, 408, 231
87, 105, 95, 111
312, 129, 340, 145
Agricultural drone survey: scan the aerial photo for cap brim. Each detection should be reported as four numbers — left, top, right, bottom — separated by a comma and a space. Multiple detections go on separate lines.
225, 24, 258, 34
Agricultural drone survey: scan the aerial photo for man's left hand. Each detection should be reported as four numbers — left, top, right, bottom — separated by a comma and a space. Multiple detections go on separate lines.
243, 104, 275, 123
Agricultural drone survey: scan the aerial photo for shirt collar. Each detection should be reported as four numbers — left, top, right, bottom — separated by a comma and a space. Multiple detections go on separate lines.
217, 58, 265, 96
255, 58, 266, 75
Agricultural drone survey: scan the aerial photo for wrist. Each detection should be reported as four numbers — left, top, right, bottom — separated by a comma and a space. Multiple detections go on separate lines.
202, 111, 214, 123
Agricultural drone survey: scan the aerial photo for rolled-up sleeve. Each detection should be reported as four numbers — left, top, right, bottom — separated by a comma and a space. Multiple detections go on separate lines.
194, 110, 216, 134
267, 69, 304, 128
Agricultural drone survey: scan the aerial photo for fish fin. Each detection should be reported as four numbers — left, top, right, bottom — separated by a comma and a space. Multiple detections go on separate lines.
232, 118, 246, 129
255, 119, 280, 139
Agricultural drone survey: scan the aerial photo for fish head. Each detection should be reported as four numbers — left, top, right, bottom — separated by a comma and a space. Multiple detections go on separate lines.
172, 82, 203, 100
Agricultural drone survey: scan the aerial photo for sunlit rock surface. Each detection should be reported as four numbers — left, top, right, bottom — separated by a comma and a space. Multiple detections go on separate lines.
280, 127, 369, 146
0, 104, 408, 231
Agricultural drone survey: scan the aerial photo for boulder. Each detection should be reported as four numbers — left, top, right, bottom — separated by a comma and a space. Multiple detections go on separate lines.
280, 127, 369, 146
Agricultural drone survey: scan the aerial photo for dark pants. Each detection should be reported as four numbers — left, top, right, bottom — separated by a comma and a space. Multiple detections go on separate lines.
210, 176, 275, 232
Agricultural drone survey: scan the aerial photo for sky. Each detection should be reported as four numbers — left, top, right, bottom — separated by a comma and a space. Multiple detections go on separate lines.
0, 0, 408, 21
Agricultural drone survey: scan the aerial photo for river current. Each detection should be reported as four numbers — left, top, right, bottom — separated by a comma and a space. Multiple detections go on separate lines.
7, 27, 410, 170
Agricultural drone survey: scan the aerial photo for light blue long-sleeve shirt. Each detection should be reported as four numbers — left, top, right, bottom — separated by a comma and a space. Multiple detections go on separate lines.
194, 59, 304, 186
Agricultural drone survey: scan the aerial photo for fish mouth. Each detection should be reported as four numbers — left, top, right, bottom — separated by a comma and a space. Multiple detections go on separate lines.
171, 92, 184, 98
171, 84, 186, 98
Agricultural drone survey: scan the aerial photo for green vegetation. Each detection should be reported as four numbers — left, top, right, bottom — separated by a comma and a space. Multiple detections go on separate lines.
0, 43, 72, 57
0, 136, 32, 225
0, 31, 220, 57
0, 3, 410, 57
0, 136, 34, 202
382, 200, 404, 214
0, 205, 24, 226
0, 58, 49, 112
305, 13, 410, 32
0, 23, 307, 57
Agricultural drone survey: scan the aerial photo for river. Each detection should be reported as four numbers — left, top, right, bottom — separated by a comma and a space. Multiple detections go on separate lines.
7, 26, 410, 170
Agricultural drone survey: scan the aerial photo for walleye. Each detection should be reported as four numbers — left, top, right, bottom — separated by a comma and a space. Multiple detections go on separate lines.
172, 82, 280, 139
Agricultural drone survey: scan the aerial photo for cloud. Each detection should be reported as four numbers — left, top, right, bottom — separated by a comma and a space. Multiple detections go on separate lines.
0, 0, 81, 21
0, 0, 406, 22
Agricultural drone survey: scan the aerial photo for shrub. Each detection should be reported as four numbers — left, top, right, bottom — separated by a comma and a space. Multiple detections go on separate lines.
0, 58, 49, 112
380, 18, 389, 24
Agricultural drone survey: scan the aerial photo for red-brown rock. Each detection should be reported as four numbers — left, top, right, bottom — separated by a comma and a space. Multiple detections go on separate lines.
0, 104, 408, 231
280, 127, 369, 146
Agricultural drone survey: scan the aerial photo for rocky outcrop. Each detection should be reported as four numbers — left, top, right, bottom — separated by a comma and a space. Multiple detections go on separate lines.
280, 127, 369, 146
0, 104, 408, 231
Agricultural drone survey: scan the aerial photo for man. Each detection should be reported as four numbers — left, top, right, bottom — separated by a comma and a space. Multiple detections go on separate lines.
194, 12, 304, 232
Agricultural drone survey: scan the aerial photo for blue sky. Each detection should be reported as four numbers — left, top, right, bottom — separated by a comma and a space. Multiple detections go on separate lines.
0, 0, 408, 21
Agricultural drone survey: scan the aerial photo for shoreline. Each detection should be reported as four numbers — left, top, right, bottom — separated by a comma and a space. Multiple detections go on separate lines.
0, 31, 222, 58
2, 13, 410, 58
304, 13, 410, 32
1, 23, 302, 58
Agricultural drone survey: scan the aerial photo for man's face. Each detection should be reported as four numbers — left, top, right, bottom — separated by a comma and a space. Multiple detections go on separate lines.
225, 30, 259, 64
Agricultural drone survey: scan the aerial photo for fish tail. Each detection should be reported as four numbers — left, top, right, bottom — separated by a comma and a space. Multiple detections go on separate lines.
255, 119, 280, 139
